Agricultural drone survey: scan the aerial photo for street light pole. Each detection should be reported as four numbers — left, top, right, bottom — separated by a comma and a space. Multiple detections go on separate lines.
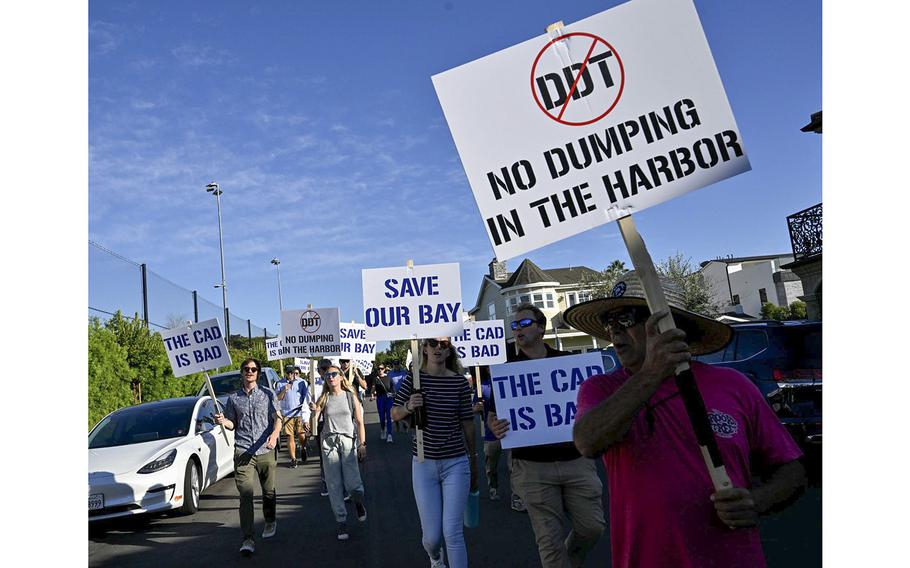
270, 257, 284, 311
206, 181, 230, 344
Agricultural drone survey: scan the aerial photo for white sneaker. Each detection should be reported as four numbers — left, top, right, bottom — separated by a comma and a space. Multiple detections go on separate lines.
380, 432, 387, 441
239, 538, 255, 555
429, 552, 447, 568
262, 521, 277, 539
386, 433, 394, 443
489, 487, 500, 501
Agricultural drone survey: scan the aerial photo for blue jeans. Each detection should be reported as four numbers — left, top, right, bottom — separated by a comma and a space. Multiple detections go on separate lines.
376, 394, 394, 434
412, 455, 470, 568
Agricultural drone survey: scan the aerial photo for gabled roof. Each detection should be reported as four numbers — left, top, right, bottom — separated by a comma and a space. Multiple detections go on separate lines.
547, 266, 600, 285
700, 254, 793, 269
501, 259, 557, 288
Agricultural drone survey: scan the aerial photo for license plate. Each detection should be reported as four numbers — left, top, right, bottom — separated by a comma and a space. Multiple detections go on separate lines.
89, 494, 104, 511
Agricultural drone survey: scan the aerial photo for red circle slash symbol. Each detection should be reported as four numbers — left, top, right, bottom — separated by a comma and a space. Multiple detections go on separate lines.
530, 32, 625, 126
300, 310, 321, 333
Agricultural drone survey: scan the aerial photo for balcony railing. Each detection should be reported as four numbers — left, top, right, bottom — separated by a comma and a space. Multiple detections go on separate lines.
786, 203, 822, 260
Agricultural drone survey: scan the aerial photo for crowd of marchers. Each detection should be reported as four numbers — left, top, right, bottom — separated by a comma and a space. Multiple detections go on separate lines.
214, 270, 807, 568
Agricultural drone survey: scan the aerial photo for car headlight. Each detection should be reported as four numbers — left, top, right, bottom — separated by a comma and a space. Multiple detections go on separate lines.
138, 449, 178, 474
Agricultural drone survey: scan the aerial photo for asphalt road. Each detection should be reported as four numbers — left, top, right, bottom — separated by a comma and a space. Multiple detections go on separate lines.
88, 399, 821, 567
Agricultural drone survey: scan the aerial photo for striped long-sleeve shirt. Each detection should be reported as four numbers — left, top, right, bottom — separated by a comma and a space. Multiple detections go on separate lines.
393, 372, 473, 460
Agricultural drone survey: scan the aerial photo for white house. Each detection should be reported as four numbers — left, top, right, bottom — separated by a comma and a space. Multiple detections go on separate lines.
700, 254, 804, 319
468, 258, 609, 354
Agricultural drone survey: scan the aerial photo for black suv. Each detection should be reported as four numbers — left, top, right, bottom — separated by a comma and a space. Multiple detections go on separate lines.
694, 320, 821, 480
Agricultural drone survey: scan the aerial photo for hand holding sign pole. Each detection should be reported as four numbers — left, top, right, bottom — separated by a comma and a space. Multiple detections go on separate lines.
617, 213, 731, 491
160, 319, 232, 445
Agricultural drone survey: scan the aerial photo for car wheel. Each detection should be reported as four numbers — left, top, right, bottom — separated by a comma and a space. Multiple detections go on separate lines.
179, 460, 201, 515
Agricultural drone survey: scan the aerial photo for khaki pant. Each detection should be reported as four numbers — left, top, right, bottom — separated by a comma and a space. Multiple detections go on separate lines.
511, 457, 605, 568
234, 449, 277, 540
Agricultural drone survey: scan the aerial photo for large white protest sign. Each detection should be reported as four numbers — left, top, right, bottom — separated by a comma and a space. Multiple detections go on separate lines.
266, 337, 290, 362
362, 262, 463, 340
281, 307, 341, 358
339, 323, 377, 360
160, 319, 232, 377
452, 319, 508, 367
491, 352, 603, 449
432, 0, 750, 260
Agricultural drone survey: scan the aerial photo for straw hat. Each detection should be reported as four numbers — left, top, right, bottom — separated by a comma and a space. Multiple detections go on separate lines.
561, 270, 732, 355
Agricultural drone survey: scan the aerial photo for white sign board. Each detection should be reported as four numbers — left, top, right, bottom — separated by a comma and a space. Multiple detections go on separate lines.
354, 359, 373, 375
281, 307, 341, 358
362, 262, 464, 340
160, 319, 232, 377
339, 323, 377, 360
432, 0, 750, 260
265, 337, 290, 362
294, 357, 311, 374
452, 319, 508, 367
491, 352, 603, 449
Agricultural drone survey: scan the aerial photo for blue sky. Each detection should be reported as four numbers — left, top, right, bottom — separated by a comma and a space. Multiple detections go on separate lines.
88, 0, 821, 334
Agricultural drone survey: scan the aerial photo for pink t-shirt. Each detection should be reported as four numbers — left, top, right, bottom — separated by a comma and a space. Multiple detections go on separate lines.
576, 362, 802, 568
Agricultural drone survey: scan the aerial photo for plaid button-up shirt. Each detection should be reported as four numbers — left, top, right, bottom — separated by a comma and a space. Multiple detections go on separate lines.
224, 385, 278, 456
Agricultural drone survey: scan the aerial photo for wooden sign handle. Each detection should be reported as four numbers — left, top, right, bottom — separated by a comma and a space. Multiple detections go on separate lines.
203, 370, 231, 445
617, 214, 732, 491
474, 365, 485, 437
309, 359, 319, 439
410, 338, 425, 462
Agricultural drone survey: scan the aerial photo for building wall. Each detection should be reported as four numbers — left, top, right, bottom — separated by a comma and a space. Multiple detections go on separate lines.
702, 256, 796, 317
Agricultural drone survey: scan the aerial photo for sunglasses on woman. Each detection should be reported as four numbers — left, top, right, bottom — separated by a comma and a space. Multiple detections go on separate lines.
242, 366, 258, 373
425, 338, 451, 349
325, 371, 340, 379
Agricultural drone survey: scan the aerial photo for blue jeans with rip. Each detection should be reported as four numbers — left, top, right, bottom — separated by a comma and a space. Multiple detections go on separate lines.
412, 455, 470, 568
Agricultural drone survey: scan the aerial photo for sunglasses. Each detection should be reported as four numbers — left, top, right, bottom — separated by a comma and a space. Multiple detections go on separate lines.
510, 318, 539, 331
601, 307, 648, 333
242, 366, 259, 373
426, 339, 451, 349
325, 371, 340, 379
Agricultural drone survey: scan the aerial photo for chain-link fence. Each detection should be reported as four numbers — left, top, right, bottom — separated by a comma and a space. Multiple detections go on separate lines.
89, 241, 274, 344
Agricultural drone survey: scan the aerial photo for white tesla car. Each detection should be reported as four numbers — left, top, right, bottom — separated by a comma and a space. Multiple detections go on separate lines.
89, 396, 235, 521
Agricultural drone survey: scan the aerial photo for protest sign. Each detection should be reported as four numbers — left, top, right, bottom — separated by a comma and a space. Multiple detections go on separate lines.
294, 357, 311, 374
490, 352, 603, 449
452, 319, 508, 367
432, 0, 750, 260
160, 319, 231, 377
266, 337, 290, 362
354, 359, 373, 375
281, 307, 341, 358
339, 322, 377, 360
362, 262, 464, 340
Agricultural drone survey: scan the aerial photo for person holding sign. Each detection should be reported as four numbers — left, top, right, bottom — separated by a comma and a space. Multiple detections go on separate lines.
312, 364, 368, 541
213, 359, 282, 556
487, 304, 605, 568
390, 338, 478, 568
568, 274, 806, 568
276, 365, 311, 468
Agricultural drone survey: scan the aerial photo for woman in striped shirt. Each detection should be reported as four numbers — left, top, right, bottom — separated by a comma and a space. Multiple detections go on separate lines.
391, 337, 478, 568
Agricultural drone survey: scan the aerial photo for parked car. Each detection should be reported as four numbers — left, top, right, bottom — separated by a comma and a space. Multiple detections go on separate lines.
195, 367, 280, 400
694, 320, 822, 479
89, 396, 235, 521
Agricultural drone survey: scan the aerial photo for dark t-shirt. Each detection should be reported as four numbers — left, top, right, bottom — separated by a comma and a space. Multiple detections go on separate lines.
489, 343, 582, 462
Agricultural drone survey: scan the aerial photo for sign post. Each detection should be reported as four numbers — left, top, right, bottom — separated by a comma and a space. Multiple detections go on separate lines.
160, 319, 232, 445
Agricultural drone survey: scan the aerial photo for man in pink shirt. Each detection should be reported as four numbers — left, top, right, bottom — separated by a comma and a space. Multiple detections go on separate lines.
566, 273, 806, 568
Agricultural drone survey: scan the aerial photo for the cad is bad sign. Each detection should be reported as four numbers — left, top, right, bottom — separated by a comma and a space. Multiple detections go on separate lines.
432, 0, 751, 260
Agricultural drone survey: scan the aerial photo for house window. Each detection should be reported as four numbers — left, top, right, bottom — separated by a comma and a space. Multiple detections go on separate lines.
578, 290, 592, 303
567, 292, 577, 307
488, 303, 496, 319
507, 296, 519, 315
732, 294, 740, 305
759, 288, 768, 304
546, 293, 554, 309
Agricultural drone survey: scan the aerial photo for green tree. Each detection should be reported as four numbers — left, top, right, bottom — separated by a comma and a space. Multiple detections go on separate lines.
88, 319, 134, 429
657, 253, 719, 317
789, 300, 808, 319
376, 339, 411, 367
587, 259, 628, 299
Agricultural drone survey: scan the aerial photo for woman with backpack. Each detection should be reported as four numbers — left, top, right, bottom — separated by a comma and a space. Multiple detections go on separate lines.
312, 364, 368, 541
